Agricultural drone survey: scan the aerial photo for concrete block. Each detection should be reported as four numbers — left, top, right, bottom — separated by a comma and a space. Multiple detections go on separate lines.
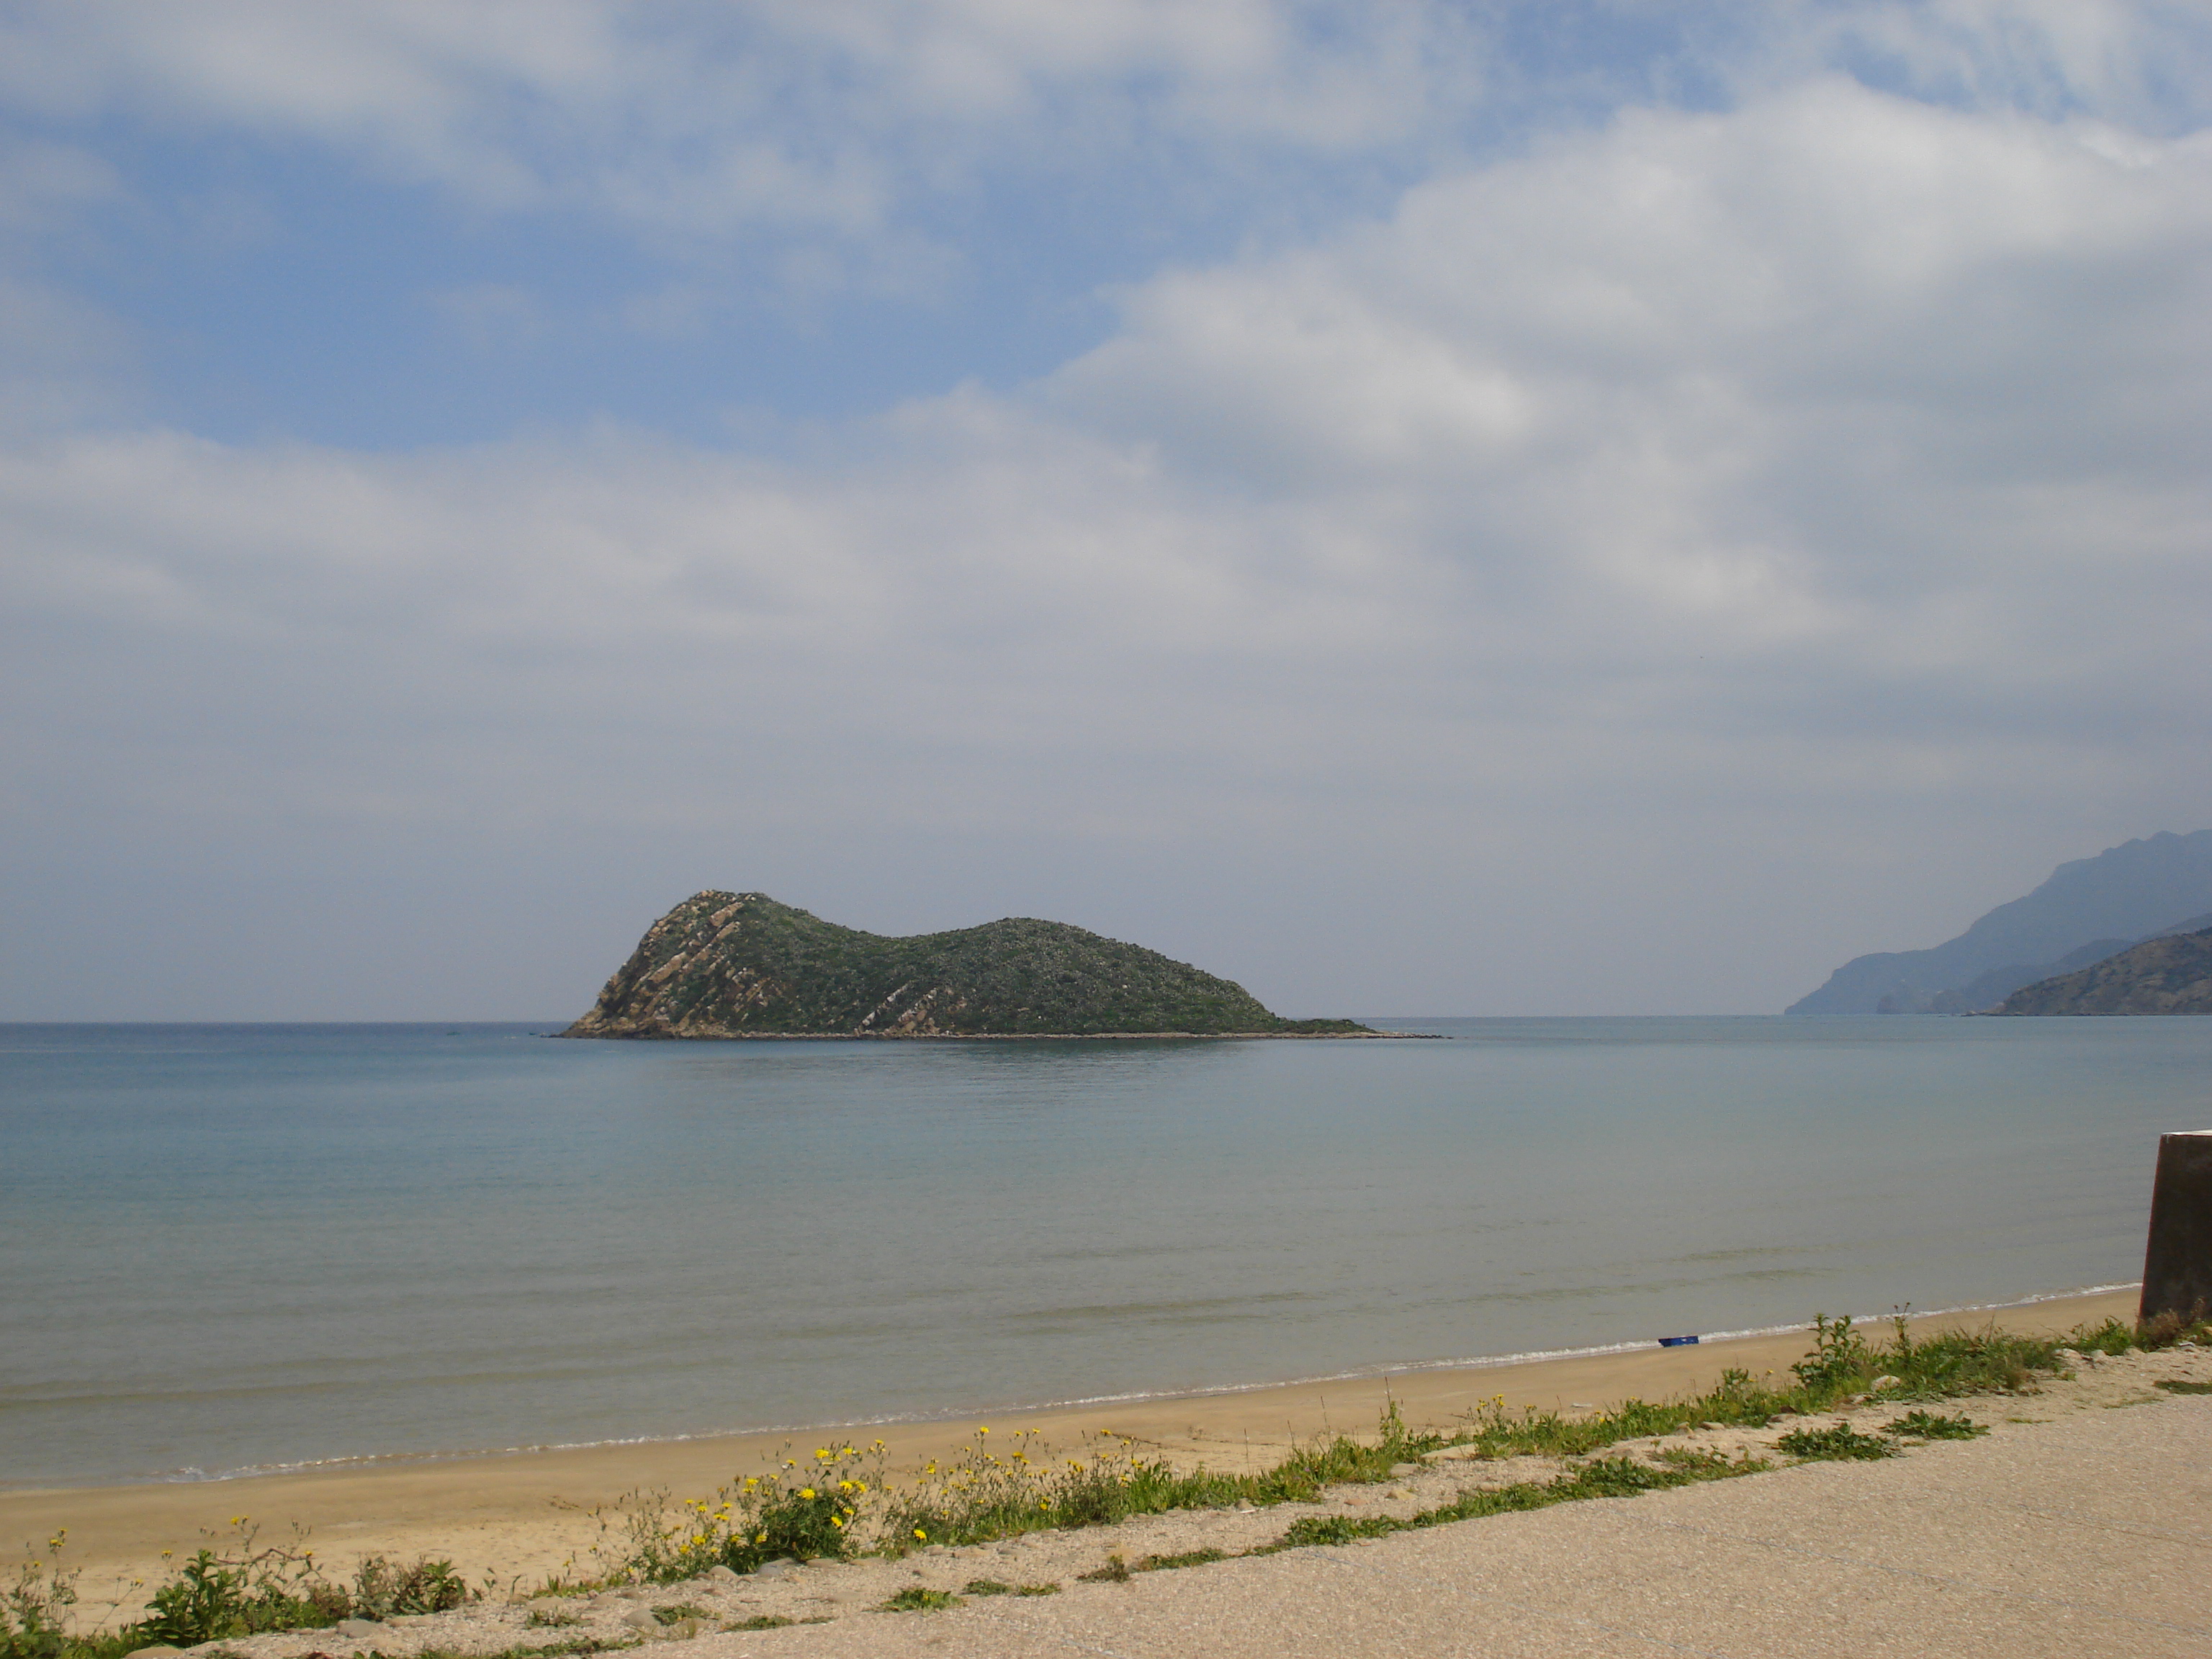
2140, 1130, 2212, 1324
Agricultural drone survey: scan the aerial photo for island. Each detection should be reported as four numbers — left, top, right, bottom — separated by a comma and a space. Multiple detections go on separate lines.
1995, 925, 2212, 1015
562, 891, 1379, 1038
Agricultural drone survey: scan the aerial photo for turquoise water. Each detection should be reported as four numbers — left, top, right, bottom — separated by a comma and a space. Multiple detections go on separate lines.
0, 1017, 2200, 1489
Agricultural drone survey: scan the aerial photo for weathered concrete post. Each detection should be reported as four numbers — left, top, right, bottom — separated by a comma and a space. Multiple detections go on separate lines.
2141, 1130, 2212, 1326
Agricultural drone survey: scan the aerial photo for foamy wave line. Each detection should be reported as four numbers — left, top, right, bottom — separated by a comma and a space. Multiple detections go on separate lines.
115, 1281, 2141, 1488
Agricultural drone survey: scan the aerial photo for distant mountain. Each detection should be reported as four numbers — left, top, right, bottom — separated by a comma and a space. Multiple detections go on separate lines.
1997, 927, 2212, 1015
1786, 830, 2212, 1015
565, 891, 1372, 1038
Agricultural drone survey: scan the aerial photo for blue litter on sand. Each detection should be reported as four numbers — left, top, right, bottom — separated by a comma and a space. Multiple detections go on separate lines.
1657, 1335, 1700, 1346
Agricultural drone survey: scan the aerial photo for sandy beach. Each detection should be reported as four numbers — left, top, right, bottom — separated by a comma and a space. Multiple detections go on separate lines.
4, 1286, 2137, 1608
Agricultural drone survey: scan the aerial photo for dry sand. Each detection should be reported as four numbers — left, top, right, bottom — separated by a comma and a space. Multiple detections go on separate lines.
3, 1287, 2136, 1605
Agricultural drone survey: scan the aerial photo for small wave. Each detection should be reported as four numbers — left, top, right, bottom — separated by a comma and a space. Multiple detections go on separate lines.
81, 1280, 2139, 1488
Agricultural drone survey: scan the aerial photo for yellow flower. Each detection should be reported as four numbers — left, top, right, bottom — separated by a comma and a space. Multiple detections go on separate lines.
913, 1529, 927, 1542
799, 1488, 816, 1499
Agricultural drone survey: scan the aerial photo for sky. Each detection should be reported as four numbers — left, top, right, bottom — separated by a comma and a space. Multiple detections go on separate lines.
3, 0, 2211, 1020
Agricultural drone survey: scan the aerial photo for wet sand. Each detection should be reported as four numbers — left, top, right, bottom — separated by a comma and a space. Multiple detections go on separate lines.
4, 1287, 2135, 1610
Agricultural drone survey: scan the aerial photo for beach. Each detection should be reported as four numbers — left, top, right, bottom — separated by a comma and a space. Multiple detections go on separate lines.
4, 1286, 2137, 1608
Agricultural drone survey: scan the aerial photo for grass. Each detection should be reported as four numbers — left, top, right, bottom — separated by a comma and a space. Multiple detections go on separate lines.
411, 1644, 631, 1659
2154, 1379, 2212, 1395
1884, 1411, 1987, 1440
4, 1523, 474, 1659
876, 1588, 961, 1612
1269, 1449, 1769, 1550
1775, 1424, 1894, 1460
882, 1405, 1444, 1551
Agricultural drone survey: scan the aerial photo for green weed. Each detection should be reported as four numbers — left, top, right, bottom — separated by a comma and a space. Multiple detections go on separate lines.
1883, 1411, 1986, 1440
877, 1588, 960, 1612
2136, 1304, 2211, 1350
1273, 1447, 1765, 1550
1136, 1548, 1227, 1573
1, 1523, 474, 1659
598, 1442, 881, 1582
2154, 1379, 2212, 1395
882, 1403, 1442, 1550
1776, 1424, 1894, 1460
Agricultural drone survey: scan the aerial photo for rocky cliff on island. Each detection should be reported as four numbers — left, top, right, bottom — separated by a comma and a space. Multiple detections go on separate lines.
1995, 927, 2212, 1015
564, 891, 1375, 1038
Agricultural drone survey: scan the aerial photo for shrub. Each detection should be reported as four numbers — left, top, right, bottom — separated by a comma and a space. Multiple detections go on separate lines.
611, 1443, 879, 1581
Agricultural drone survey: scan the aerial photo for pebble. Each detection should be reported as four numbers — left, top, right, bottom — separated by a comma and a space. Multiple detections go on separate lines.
336, 1619, 385, 1639
620, 1608, 661, 1632
752, 1559, 798, 1580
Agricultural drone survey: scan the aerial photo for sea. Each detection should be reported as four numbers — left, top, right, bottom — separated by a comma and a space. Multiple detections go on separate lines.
1, 1017, 2202, 1491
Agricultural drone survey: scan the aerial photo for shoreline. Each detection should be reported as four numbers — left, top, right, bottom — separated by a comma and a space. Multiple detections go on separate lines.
1, 1285, 2139, 1601
547, 1030, 1429, 1041
27, 1280, 2141, 1494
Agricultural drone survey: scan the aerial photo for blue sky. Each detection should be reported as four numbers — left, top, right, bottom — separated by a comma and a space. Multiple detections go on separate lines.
4, 1, 2211, 1017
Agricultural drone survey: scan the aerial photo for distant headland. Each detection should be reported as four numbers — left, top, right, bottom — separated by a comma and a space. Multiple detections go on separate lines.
1786, 828, 2212, 1015
563, 891, 1380, 1038
1995, 925, 2212, 1015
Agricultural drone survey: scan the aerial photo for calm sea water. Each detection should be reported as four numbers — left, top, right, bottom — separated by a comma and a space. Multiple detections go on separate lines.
1, 1017, 2202, 1489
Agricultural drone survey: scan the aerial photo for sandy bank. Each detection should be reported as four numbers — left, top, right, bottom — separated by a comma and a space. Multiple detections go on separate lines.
4, 1287, 2136, 1607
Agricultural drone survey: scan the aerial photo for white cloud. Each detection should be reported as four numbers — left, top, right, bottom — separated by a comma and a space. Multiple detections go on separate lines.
8, 1, 2194, 258
4, 37, 2212, 1015
0, 0, 1488, 243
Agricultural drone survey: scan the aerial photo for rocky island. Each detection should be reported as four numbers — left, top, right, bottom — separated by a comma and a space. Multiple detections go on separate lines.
564, 891, 1376, 1038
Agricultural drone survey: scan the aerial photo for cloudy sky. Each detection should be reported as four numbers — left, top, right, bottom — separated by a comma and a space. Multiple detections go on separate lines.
3, 1, 2209, 1020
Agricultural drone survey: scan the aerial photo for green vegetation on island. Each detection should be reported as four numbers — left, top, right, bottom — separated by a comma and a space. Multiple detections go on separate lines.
563, 891, 1373, 1038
